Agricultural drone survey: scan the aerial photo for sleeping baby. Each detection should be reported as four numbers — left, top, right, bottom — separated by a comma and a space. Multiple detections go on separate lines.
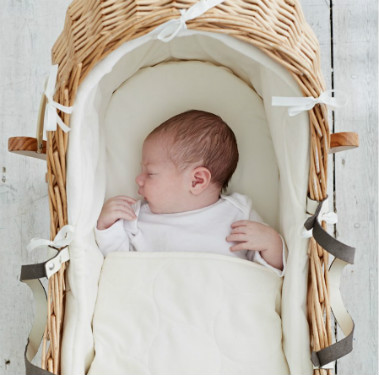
95, 110, 284, 273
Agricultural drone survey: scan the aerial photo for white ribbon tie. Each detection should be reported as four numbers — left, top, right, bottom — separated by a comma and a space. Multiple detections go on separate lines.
272, 89, 347, 117
302, 211, 338, 238
156, 0, 225, 42
44, 65, 73, 132
27, 225, 75, 253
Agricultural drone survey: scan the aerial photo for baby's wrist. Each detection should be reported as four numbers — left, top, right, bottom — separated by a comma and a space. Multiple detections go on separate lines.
96, 223, 106, 230
260, 227, 282, 252
97, 219, 111, 230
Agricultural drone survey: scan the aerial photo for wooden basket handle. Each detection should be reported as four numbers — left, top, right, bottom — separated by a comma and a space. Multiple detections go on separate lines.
36, 90, 47, 154
8, 90, 47, 160
329, 132, 359, 153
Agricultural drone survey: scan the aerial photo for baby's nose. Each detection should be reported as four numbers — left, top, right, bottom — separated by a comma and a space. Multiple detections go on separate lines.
135, 174, 144, 186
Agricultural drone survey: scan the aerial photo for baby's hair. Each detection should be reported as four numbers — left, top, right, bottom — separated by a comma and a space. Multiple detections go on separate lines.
146, 110, 239, 191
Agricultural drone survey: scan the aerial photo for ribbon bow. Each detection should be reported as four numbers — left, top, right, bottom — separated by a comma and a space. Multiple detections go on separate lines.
44, 65, 73, 132
272, 90, 347, 117
27, 225, 75, 253
156, 0, 225, 42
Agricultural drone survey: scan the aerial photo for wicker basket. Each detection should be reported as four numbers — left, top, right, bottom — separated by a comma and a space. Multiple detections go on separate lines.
18, 1, 348, 374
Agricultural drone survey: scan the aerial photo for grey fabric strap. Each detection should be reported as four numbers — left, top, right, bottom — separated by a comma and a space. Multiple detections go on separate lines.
305, 198, 356, 368
21, 262, 48, 280
25, 357, 54, 375
20, 249, 68, 375
21, 269, 55, 375
310, 258, 355, 368
311, 324, 355, 368
304, 199, 355, 264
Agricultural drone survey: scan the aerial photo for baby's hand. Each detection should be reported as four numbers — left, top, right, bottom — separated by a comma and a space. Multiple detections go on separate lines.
97, 196, 137, 230
226, 220, 283, 270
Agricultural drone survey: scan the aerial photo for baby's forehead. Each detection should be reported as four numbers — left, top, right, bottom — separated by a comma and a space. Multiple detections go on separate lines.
141, 142, 174, 166
141, 159, 171, 167
143, 130, 201, 168
143, 135, 170, 151
145, 131, 174, 145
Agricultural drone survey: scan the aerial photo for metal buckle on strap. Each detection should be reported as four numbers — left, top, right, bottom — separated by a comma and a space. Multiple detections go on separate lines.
45, 246, 70, 278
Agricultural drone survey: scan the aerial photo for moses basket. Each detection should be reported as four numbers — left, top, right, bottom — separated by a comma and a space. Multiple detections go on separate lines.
9, 0, 358, 374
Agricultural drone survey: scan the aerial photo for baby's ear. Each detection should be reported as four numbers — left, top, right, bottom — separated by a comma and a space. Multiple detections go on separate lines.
190, 167, 212, 195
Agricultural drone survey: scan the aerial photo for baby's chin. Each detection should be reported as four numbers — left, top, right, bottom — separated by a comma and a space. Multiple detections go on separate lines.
144, 200, 160, 214
146, 201, 178, 215
148, 204, 168, 214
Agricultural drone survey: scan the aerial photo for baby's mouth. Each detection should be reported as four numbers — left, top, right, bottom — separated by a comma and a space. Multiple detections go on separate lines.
138, 190, 147, 201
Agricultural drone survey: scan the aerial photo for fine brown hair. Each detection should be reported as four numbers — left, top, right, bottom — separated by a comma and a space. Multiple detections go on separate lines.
147, 110, 239, 190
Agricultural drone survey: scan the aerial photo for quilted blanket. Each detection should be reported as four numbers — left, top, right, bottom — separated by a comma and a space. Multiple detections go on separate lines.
88, 252, 289, 375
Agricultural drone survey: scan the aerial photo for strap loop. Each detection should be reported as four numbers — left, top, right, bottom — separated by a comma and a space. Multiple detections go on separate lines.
311, 257, 355, 368
20, 254, 68, 375
305, 199, 355, 367
304, 200, 355, 264
21, 226, 72, 374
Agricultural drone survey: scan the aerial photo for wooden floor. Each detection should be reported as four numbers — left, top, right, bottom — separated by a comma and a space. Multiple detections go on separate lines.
0, 1, 377, 374
302, 1, 378, 374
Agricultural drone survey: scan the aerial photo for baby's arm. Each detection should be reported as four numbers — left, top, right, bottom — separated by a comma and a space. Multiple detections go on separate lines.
226, 220, 283, 270
95, 196, 137, 256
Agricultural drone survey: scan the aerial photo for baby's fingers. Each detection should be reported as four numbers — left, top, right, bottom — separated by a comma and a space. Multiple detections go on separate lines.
226, 233, 247, 243
230, 226, 246, 235
231, 220, 251, 228
114, 196, 137, 204
229, 242, 248, 252
115, 209, 137, 221
117, 205, 137, 219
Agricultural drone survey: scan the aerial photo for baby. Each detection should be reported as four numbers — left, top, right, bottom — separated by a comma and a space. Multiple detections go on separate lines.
95, 110, 284, 272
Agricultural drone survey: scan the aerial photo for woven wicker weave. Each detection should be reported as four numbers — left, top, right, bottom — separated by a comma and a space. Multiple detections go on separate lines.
45, 1, 331, 374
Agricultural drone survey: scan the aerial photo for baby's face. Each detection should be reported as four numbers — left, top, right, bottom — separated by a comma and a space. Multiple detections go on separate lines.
135, 137, 193, 214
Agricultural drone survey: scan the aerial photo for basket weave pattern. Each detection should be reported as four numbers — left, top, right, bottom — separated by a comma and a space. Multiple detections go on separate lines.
45, 1, 331, 374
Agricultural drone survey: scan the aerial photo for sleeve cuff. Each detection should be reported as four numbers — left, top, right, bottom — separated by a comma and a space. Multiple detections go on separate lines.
247, 235, 287, 277
94, 220, 127, 257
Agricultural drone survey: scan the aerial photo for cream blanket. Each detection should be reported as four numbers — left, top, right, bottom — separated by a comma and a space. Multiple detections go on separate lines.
88, 252, 289, 375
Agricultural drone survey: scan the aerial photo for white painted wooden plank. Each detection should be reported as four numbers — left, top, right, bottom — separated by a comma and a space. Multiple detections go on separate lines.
297, 2, 378, 373
0, 1, 71, 374
333, 1, 378, 374
301, 0, 332, 89
303, 1, 378, 373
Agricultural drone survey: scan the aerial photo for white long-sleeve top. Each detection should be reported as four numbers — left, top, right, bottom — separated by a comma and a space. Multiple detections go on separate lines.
95, 193, 285, 276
